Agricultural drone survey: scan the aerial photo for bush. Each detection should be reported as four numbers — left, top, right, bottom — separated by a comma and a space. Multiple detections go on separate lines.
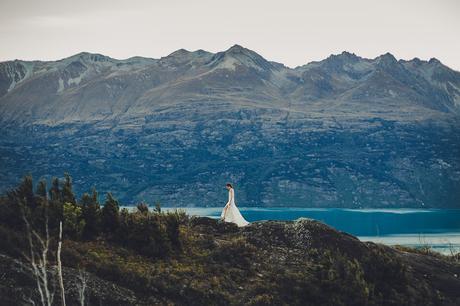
246, 294, 278, 306
315, 250, 372, 305
117, 211, 171, 258
136, 202, 149, 214
164, 210, 187, 249
211, 237, 256, 269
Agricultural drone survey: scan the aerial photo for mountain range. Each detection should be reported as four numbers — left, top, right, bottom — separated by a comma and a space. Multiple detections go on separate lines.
1, 44, 459, 207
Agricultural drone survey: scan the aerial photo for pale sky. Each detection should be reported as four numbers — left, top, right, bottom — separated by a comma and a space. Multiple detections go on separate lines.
0, 0, 459, 70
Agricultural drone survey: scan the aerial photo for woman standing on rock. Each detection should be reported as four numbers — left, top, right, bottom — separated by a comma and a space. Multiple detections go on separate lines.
220, 183, 249, 227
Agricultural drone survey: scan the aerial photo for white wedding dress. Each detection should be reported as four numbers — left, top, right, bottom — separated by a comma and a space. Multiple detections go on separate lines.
220, 188, 249, 227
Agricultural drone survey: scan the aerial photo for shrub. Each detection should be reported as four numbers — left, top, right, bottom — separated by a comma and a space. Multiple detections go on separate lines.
211, 237, 255, 269
164, 210, 187, 249
117, 211, 171, 258
136, 202, 149, 214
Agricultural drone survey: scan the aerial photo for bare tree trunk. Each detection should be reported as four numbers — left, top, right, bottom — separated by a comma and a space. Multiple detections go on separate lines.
77, 269, 88, 306
22, 205, 54, 306
57, 221, 66, 306
23, 213, 46, 306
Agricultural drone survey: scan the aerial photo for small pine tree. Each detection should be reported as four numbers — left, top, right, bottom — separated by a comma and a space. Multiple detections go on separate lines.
34, 179, 49, 226
4, 175, 35, 229
61, 173, 76, 205
81, 188, 101, 238
36, 179, 47, 199
12, 174, 36, 208
49, 177, 61, 202
91, 187, 98, 204
101, 192, 120, 233
48, 177, 63, 227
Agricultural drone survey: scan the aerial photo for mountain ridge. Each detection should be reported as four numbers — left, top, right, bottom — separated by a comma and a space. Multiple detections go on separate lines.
1, 45, 459, 126
1, 45, 453, 72
0, 45, 459, 207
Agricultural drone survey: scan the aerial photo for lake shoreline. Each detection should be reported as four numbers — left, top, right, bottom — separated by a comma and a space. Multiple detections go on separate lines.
125, 206, 460, 255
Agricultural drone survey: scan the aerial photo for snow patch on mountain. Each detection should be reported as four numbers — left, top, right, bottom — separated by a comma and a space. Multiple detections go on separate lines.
6, 61, 34, 92
448, 82, 460, 107
213, 55, 239, 71
57, 78, 65, 93
67, 72, 85, 86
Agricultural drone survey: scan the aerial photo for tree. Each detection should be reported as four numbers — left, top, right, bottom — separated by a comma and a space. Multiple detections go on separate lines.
8, 174, 35, 209
101, 192, 120, 233
61, 173, 76, 205
63, 202, 85, 239
20, 203, 67, 306
91, 187, 98, 204
57, 221, 66, 306
49, 177, 61, 202
4, 175, 36, 228
48, 177, 63, 228
33, 179, 50, 231
81, 188, 101, 238
36, 179, 47, 199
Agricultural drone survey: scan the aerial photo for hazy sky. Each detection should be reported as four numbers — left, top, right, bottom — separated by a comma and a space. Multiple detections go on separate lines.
0, 0, 459, 70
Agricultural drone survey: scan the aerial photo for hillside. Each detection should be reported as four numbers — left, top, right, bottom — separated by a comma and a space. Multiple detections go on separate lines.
1, 45, 460, 207
1, 217, 460, 305
1, 176, 459, 305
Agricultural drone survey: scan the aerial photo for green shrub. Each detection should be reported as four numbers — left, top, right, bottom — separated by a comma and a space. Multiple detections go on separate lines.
164, 209, 187, 249
117, 211, 171, 258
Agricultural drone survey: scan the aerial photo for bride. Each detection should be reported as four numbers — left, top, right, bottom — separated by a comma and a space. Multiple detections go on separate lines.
220, 183, 249, 227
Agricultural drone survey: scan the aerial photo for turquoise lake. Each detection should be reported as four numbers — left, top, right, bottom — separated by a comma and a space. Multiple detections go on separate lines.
159, 207, 460, 255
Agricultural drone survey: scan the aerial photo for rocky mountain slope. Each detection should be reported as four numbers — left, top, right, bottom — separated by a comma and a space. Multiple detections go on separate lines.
1, 217, 460, 305
1, 45, 459, 207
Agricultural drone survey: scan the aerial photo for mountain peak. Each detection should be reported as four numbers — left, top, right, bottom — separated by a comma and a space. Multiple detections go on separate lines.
375, 52, 399, 69
166, 48, 191, 58
341, 51, 358, 57
227, 44, 246, 52
224, 44, 260, 57
376, 52, 397, 63
429, 57, 442, 65
326, 51, 360, 63
379, 52, 396, 60
410, 57, 423, 65
62, 52, 113, 64
208, 44, 273, 72
195, 49, 212, 56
